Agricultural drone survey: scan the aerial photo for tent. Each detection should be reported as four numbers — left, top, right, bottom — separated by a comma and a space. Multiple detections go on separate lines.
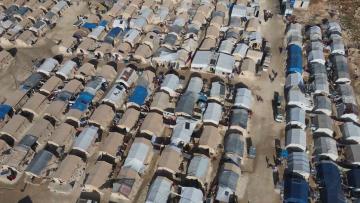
104, 27, 122, 44
82, 22, 97, 30
72, 126, 99, 157
287, 151, 310, 179
313, 136, 338, 161
224, 133, 245, 166
316, 161, 346, 203
25, 149, 53, 177
71, 91, 94, 112
285, 128, 306, 151
0, 104, 12, 120
347, 168, 360, 192
128, 85, 148, 106
287, 44, 303, 75
284, 176, 309, 203
145, 176, 172, 203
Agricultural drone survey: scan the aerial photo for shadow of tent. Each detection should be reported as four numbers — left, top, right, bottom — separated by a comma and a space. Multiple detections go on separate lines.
18, 196, 32, 203
8, 48, 17, 57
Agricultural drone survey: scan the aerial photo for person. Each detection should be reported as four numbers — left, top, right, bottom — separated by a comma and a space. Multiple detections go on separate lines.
266, 156, 270, 168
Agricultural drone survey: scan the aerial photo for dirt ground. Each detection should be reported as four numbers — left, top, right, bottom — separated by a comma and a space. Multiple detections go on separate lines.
242, 0, 286, 202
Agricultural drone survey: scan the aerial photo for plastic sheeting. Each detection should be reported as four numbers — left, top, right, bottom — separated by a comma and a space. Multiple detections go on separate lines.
316, 161, 346, 203
128, 86, 148, 106
71, 91, 94, 112
0, 104, 12, 120
287, 44, 303, 75
284, 176, 309, 203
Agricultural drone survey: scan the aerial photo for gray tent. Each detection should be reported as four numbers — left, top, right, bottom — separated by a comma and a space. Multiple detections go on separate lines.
312, 114, 333, 137
285, 72, 304, 91
285, 128, 306, 151
234, 88, 252, 110
25, 149, 53, 177
341, 122, 360, 144
286, 107, 306, 129
345, 145, 360, 165
313, 136, 338, 161
123, 138, 152, 174
179, 187, 203, 203
287, 88, 310, 111
210, 81, 226, 102
187, 154, 211, 186
287, 151, 310, 179
175, 92, 197, 116
72, 126, 99, 157
337, 84, 357, 105
224, 133, 245, 165
145, 176, 172, 203
313, 74, 329, 95
330, 54, 350, 83
216, 163, 240, 202
330, 34, 345, 55
313, 95, 332, 116
308, 26, 322, 41
309, 62, 327, 76
186, 77, 203, 94
230, 108, 249, 131
171, 117, 198, 146
336, 103, 359, 123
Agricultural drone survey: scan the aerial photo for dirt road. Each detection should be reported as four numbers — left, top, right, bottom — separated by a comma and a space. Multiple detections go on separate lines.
244, 0, 286, 202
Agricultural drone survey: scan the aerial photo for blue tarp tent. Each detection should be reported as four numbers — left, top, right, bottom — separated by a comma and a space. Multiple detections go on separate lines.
82, 22, 97, 30
287, 44, 303, 75
0, 104, 12, 120
98, 20, 108, 27
71, 92, 94, 112
316, 161, 346, 203
284, 176, 309, 203
128, 86, 148, 106
104, 27, 122, 44
347, 168, 360, 190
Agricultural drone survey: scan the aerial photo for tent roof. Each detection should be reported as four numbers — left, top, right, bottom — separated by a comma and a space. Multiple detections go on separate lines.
203, 102, 222, 124
284, 176, 309, 203
287, 152, 310, 176
313, 136, 338, 160
224, 133, 245, 158
285, 128, 306, 150
345, 145, 360, 164
287, 44, 303, 75
25, 149, 53, 176
234, 88, 252, 110
187, 154, 211, 182
316, 161, 346, 203
73, 126, 99, 155
128, 85, 148, 106
179, 187, 203, 203
347, 168, 360, 189
146, 176, 172, 203
123, 138, 152, 174
175, 91, 197, 116
171, 117, 198, 145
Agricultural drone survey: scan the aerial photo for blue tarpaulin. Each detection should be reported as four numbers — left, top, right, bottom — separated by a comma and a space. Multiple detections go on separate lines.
82, 22, 97, 30
0, 104, 12, 120
287, 44, 303, 75
128, 86, 148, 106
104, 27, 122, 44
288, 0, 296, 7
316, 161, 346, 203
71, 91, 94, 112
284, 176, 309, 203
347, 169, 360, 190
98, 20, 108, 27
